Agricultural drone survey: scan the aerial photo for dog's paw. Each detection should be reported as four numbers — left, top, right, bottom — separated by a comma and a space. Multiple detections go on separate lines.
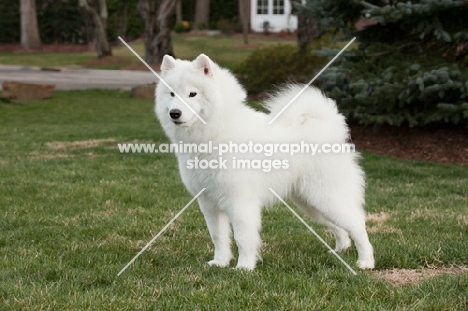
235, 257, 257, 271
334, 241, 352, 253
235, 264, 255, 271
207, 259, 230, 268
356, 258, 375, 270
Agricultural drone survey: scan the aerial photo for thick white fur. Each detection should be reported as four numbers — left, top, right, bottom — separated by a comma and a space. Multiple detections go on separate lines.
155, 54, 375, 270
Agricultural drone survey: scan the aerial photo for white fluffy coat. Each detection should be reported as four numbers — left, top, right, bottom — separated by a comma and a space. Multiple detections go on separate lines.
154, 54, 375, 270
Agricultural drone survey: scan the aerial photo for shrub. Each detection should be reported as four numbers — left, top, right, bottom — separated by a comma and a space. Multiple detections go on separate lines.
235, 44, 327, 95
320, 56, 468, 126
174, 21, 190, 33
297, 0, 468, 126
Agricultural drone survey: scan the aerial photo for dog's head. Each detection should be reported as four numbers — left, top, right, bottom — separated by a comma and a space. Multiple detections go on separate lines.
155, 54, 219, 131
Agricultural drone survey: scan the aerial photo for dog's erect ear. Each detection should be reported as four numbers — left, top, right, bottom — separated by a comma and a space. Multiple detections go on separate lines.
194, 54, 213, 76
161, 55, 176, 72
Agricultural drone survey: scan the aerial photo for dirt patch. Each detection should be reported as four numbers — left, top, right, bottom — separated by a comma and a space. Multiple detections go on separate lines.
41, 43, 93, 53
366, 212, 401, 234
367, 212, 391, 223
45, 138, 116, 150
29, 152, 98, 160
367, 225, 402, 235
350, 124, 468, 166
29, 153, 74, 160
83, 56, 131, 68
121, 62, 161, 71
373, 266, 468, 286
0, 44, 22, 53
30, 139, 116, 160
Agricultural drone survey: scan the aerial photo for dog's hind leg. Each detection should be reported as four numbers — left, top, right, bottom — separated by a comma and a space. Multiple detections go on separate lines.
198, 197, 233, 267
292, 196, 351, 253
295, 194, 375, 270
322, 203, 374, 269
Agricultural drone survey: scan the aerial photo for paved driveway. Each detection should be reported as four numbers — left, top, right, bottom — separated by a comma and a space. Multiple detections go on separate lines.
0, 65, 157, 90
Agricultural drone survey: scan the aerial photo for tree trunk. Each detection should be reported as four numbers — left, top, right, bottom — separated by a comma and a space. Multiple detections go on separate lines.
175, 0, 182, 23
291, 0, 319, 50
193, 0, 210, 30
239, 0, 249, 45
79, 0, 112, 58
138, 0, 176, 64
20, 0, 42, 50
98, 0, 108, 31
297, 14, 319, 50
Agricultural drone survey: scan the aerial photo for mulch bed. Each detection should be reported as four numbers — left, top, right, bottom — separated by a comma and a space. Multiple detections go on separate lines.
83, 56, 131, 68
350, 124, 468, 166
121, 62, 160, 71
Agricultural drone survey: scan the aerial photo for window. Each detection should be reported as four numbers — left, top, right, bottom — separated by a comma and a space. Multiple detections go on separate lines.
257, 0, 268, 15
273, 0, 285, 15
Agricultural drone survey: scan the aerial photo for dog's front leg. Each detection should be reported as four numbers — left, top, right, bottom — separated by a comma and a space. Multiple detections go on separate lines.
226, 203, 262, 270
199, 197, 233, 267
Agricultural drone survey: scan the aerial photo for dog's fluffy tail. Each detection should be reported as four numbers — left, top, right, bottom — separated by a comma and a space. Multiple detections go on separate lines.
264, 84, 349, 142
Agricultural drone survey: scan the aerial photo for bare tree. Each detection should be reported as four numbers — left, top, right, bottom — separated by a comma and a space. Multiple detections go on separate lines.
291, 0, 319, 50
175, 0, 182, 23
138, 0, 176, 64
238, 0, 249, 44
194, 0, 210, 30
20, 0, 42, 50
296, 14, 319, 50
98, 0, 108, 31
79, 0, 112, 58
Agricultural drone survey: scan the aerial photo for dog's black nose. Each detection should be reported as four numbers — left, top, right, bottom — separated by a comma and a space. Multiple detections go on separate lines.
169, 109, 182, 120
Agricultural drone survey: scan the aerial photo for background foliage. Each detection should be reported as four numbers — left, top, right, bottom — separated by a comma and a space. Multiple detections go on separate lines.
0, 0, 239, 44
235, 43, 326, 95
296, 0, 468, 126
0, 0, 20, 43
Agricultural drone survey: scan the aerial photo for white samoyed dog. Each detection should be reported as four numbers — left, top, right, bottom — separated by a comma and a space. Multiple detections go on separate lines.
155, 54, 375, 270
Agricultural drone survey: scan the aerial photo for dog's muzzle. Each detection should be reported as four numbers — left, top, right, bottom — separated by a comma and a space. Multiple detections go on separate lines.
169, 109, 185, 124
169, 109, 182, 120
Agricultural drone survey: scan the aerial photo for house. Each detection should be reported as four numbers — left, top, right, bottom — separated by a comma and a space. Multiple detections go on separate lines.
250, 0, 298, 33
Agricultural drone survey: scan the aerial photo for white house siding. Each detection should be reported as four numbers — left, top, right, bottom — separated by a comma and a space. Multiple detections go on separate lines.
250, 0, 298, 33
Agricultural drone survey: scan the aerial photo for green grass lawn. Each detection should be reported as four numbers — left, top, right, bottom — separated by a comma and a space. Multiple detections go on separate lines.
0, 90, 467, 310
0, 34, 296, 71
0, 52, 97, 68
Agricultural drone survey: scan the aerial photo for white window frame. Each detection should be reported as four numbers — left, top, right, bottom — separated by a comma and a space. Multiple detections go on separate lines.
273, 0, 285, 15
257, 0, 269, 15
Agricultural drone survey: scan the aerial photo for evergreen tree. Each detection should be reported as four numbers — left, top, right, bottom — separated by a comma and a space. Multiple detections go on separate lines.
297, 0, 468, 126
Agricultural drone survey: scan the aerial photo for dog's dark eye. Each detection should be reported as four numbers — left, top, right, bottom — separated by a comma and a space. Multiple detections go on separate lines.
189, 92, 197, 98
170, 92, 175, 97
